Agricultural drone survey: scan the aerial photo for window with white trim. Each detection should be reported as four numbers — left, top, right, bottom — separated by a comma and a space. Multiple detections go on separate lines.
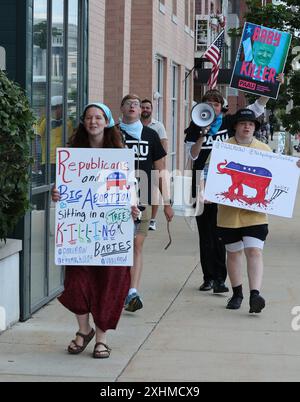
155, 55, 164, 122
185, 0, 189, 27
184, 69, 191, 168
170, 63, 178, 172
195, 16, 209, 53
184, 69, 191, 130
189, 0, 194, 32
172, 0, 177, 15
172, 0, 178, 23
159, 0, 166, 14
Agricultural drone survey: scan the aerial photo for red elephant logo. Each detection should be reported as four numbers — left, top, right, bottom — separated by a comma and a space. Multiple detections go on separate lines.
217, 160, 272, 206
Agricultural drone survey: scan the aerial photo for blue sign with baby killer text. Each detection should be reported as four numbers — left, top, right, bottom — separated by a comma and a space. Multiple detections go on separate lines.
55, 148, 135, 267
230, 22, 291, 99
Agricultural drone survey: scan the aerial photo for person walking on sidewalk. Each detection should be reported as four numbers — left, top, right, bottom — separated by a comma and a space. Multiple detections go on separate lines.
141, 99, 168, 231
51, 103, 140, 358
185, 89, 278, 295
185, 90, 232, 294
120, 94, 174, 312
217, 109, 300, 313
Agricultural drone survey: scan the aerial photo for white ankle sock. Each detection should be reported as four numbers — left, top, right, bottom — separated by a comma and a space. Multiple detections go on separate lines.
128, 288, 137, 296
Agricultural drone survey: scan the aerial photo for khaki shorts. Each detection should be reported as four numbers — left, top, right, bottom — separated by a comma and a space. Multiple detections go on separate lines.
135, 206, 152, 237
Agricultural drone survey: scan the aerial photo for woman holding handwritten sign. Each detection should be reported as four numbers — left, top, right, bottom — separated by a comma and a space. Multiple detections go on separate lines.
52, 103, 139, 359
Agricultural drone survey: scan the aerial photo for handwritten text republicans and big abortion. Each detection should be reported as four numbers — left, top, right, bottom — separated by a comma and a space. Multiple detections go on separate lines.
54, 148, 135, 267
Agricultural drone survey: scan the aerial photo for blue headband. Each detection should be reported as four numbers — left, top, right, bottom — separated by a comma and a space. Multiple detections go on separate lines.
83, 103, 115, 128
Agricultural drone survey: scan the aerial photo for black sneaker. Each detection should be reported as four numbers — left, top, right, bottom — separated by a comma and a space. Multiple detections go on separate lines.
124, 292, 143, 312
249, 294, 265, 314
199, 280, 213, 291
213, 281, 229, 294
226, 295, 243, 310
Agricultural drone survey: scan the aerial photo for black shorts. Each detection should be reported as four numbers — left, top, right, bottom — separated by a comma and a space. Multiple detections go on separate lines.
217, 224, 269, 245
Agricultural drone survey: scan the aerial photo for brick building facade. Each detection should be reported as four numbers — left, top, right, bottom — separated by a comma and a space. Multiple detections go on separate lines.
90, 0, 195, 171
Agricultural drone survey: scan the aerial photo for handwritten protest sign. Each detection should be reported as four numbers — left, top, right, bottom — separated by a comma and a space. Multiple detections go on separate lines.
230, 22, 291, 99
55, 148, 135, 266
205, 142, 300, 218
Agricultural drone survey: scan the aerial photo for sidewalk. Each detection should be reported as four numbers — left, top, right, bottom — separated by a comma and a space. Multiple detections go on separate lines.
1, 181, 300, 382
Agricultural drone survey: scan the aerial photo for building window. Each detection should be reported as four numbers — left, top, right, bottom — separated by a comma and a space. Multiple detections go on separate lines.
155, 55, 164, 122
189, 0, 194, 32
32, 0, 48, 189
67, 0, 79, 134
50, 0, 65, 183
184, 68, 191, 169
30, 0, 86, 315
31, 0, 48, 308
170, 63, 179, 172
184, 69, 191, 130
172, 0, 178, 23
195, 16, 209, 53
172, 0, 177, 16
185, 0, 189, 27
159, 0, 166, 14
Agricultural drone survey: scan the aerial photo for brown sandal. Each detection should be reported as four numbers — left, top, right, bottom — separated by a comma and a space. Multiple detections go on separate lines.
93, 342, 111, 359
67, 328, 95, 355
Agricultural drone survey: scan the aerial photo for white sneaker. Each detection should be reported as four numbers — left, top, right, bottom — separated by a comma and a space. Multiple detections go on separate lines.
148, 219, 156, 231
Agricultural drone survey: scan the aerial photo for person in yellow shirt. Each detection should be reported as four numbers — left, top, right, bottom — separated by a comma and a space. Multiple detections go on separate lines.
217, 109, 300, 314
38, 96, 73, 181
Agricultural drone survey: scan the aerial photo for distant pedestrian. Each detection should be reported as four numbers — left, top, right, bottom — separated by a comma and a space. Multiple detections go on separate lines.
294, 132, 300, 152
265, 122, 271, 142
270, 123, 274, 141
52, 102, 140, 358
141, 99, 168, 231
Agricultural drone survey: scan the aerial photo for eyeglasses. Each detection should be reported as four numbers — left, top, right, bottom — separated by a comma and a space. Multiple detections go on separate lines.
123, 101, 141, 108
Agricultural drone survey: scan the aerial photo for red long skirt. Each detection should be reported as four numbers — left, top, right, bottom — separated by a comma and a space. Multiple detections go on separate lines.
58, 266, 130, 332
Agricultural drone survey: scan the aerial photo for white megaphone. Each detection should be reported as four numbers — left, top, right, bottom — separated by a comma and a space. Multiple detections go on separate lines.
191, 102, 216, 132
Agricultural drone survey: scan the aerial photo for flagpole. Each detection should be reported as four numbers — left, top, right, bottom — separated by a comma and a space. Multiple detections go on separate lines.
184, 67, 195, 82
184, 29, 225, 85
183, 57, 210, 83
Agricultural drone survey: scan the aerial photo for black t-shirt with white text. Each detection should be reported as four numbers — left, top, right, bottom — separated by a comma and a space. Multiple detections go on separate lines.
184, 114, 236, 197
184, 114, 236, 170
122, 126, 166, 205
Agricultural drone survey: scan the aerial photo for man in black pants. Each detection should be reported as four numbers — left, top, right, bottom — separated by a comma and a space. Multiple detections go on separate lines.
196, 203, 227, 292
185, 89, 270, 293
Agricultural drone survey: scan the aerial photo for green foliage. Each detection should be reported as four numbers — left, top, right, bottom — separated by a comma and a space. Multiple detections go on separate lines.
245, 1, 298, 33
33, 21, 47, 50
0, 71, 35, 241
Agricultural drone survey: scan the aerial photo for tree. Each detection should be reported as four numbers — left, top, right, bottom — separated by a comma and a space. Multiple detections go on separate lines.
0, 71, 35, 241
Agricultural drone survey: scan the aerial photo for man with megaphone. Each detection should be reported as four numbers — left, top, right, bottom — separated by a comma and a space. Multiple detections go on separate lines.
185, 89, 272, 295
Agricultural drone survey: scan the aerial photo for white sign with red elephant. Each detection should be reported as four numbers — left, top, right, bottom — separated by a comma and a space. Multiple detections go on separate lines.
205, 142, 300, 218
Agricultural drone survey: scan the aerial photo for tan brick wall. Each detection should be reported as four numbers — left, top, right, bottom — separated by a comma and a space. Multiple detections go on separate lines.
128, 1, 195, 170
152, 0, 195, 170
130, 0, 153, 99
104, 0, 132, 119
88, 0, 195, 170
88, 0, 106, 103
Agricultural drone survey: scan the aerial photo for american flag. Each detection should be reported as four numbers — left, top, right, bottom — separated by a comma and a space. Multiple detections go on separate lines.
203, 30, 225, 89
